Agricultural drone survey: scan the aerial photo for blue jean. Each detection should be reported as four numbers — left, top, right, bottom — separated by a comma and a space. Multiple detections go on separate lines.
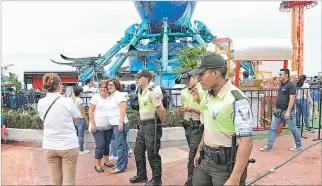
296, 99, 310, 128
111, 137, 132, 156
268, 110, 302, 148
75, 118, 86, 151
111, 125, 132, 156
111, 123, 130, 171
92, 129, 113, 159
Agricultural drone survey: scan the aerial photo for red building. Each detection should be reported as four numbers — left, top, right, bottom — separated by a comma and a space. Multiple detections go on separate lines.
23, 71, 79, 89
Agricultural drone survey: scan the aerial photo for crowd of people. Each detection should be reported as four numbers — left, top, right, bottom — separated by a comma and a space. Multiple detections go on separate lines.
37, 73, 135, 185
2, 54, 321, 185
36, 53, 255, 186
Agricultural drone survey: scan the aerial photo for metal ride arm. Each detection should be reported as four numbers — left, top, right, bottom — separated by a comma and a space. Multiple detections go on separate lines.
162, 18, 169, 72
105, 21, 149, 78
173, 14, 207, 47
194, 20, 216, 43
79, 23, 138, 81
187, 23, 207, 47
240, 61, 256, 78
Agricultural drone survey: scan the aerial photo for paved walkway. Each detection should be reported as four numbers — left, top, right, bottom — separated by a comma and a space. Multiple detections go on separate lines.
2, 132, 321, 185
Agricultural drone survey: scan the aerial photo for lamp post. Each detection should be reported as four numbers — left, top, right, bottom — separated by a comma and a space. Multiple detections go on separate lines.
1, 64, 14, 76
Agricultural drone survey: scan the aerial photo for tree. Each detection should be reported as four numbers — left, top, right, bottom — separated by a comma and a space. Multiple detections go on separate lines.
8, 72, 22, 92
176, 46, 208, 73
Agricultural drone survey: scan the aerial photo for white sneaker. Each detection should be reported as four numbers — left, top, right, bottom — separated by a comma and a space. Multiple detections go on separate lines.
79, 150, 90, 155
109, 156, 118, 160
260, 145, 273, 152
128, 150, 133, 157
290, 145, 303, 151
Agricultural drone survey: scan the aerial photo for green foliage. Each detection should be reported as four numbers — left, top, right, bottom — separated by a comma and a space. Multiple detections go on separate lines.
2, 107, 43, 129
176, 46, 207, 73
162, 109, 185, 127
1, 106, 185, 130
8, 72, 22, 92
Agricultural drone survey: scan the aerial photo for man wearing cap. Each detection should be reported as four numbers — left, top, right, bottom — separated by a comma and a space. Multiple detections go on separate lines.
130, 69, 165, 186
189, 52, 253, 186
177, 68, 206, 186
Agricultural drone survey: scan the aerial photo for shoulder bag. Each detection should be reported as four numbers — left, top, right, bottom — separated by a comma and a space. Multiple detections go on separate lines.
43, 96, 61, 123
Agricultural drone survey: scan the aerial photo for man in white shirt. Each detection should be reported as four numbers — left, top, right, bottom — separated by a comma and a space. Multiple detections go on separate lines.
171, 77, 186, 107
82, 79, 97, 105
83, 79, 97, 93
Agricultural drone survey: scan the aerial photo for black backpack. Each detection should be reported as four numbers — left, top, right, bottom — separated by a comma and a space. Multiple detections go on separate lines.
151, 84, 171, 108
129, 89, 140, 111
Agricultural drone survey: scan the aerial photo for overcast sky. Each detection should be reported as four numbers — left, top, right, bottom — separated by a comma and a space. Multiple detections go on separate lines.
2, 1, 321, 83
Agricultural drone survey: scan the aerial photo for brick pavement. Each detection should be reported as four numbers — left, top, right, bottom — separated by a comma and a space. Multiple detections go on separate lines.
1, 132, 321, 185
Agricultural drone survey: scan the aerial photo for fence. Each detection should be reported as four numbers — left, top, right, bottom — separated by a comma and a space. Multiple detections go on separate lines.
2, 88, 321, 133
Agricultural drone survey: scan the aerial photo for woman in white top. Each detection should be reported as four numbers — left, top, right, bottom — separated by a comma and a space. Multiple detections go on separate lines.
88, 80, 114, 173
106, 78, 130, 174
37, 73, 81, 185
295, 75, 314, 132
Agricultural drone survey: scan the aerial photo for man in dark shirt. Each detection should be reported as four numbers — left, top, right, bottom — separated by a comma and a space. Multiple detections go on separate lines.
260, 69, 302, 152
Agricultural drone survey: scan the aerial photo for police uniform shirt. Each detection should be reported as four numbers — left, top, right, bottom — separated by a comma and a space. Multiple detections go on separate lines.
180, 83, 205, 121
149, 81, 163, 100
139, 86, 163, 121
202, 80, 253, 147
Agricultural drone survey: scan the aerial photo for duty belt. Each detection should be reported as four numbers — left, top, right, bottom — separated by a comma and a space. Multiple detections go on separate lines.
140, 119, 155, 125
182, 120, 202, 129
201, 146, 237, 165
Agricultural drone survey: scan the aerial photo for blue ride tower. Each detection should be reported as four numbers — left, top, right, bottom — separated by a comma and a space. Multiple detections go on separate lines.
77, 1, 217, 88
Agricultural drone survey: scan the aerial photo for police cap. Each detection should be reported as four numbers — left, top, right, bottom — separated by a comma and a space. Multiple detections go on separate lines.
133, 69, 152, 79
188, 52, 226, 75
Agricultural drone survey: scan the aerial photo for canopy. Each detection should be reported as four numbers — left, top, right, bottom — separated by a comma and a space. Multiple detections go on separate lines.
233, 38, 292, 61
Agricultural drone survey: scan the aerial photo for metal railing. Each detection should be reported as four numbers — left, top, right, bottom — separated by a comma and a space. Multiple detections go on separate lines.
2, 88, 321, 132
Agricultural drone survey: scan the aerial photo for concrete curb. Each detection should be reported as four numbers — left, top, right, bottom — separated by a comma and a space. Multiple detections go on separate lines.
2, 127, 186, 142
1, 128, 269, 149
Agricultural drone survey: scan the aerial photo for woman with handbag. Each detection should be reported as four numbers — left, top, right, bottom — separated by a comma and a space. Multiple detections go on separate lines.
37, 73, 81, 185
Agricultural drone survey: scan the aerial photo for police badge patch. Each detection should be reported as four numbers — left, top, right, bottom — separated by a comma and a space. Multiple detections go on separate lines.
181, 73, 189, 79
234, 100, 253, 137
197, 57, 202, 67
212, 110, 219, 120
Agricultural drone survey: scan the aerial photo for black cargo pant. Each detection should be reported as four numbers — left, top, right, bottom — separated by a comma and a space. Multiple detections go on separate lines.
134, 120, 163, 182
184, 124, 203, 186
192, 149, 247, 186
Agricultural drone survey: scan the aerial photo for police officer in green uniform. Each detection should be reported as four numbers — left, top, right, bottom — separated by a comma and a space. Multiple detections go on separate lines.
130, 69, 165, 186
189, 53, 254, 186
177, 68, 206, 186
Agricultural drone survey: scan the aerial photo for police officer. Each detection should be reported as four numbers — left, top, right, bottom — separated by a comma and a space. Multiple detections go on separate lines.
177, 68, 206, 186
130, 69, 165, 186
189, 53, 253, 186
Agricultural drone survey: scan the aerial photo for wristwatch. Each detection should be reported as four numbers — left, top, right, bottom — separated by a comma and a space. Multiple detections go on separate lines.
189, 108, 194, 113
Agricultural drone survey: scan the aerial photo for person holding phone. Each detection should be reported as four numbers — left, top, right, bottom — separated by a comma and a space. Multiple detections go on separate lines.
37, 73, 81, 185
73, 86, 89, 154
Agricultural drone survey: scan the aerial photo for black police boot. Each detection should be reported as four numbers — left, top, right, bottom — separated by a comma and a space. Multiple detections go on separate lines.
144, 179, 162, 186
129, 175, 148, 183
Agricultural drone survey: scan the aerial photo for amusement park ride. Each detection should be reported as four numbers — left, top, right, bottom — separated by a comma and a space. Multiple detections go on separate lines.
279, 1, 318, 79
50, 1, 318, 88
